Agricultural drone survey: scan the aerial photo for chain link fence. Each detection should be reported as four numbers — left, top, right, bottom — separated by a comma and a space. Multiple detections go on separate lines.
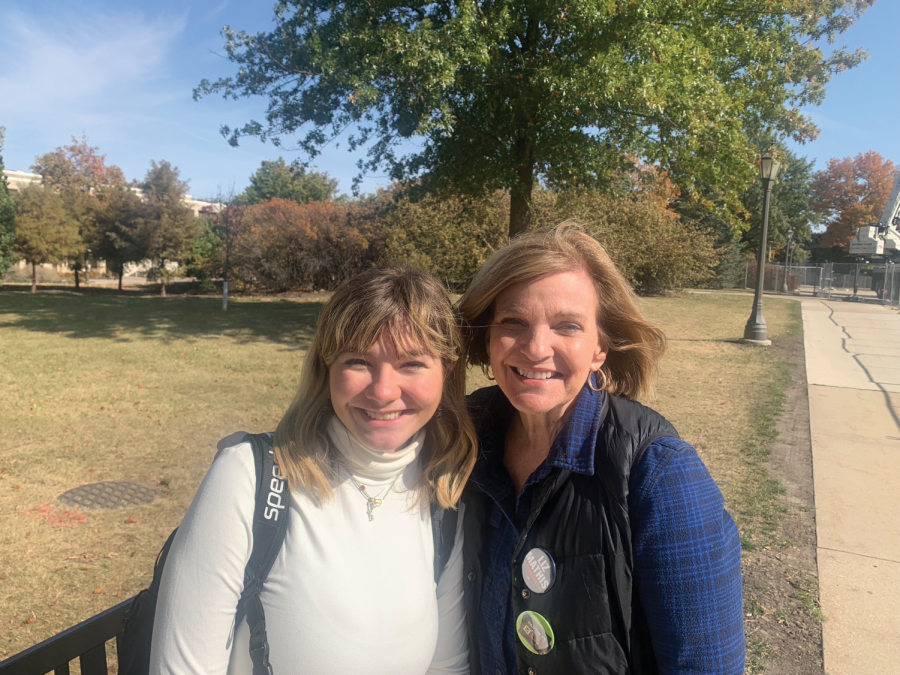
727, 260, 900, 307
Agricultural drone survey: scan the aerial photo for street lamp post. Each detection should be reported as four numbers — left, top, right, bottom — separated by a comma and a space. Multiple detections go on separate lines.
781, 229, 794, 293
743, 151, 781, 345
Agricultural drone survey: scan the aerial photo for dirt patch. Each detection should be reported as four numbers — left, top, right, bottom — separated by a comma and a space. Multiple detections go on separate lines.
742, 330, 823, 675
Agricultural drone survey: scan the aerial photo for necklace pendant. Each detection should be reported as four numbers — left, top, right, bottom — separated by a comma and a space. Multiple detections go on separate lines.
366, 498, 384, 521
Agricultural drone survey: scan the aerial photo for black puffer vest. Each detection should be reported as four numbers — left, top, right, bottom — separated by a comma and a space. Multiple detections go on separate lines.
461, 386, 679, 675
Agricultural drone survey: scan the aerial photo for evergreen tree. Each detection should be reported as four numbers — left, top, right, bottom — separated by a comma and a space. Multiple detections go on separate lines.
92, 185, 149, 290
0, 128, 16, 281
139, 160, 201, 296
740, 144, 817, 263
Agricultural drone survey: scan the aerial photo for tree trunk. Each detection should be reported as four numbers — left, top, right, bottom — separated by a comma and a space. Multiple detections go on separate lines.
223, 242, 231, 311
160, 280, 167, 297
509, 140, 536, 238
509, 190, 533, 238
31, 262, 37, 294
74, 266, 80, 289
118, 267, 124, 291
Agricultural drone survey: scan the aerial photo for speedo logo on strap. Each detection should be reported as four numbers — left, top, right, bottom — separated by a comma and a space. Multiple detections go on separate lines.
264, 446, 288, 521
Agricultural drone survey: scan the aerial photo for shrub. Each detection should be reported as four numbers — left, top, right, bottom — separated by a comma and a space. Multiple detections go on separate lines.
229, 198, 373, 292
550, 189, 720, 294
383, 186, 720, 294
382, 191, 508, 291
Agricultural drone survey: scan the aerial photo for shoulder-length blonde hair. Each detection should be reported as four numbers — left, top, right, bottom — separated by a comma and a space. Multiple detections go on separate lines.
457, 222, 666, 400
274, 267, 477, 508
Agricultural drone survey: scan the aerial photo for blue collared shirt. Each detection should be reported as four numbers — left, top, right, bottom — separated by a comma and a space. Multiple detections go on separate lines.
471, 386, 745, 675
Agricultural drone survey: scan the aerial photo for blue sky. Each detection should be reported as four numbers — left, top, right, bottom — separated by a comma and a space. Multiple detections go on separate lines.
1, 0, 897, 200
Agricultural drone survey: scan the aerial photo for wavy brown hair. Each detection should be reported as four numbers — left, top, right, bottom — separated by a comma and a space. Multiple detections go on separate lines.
457, 222, 666, 400
274, 268, 477, 508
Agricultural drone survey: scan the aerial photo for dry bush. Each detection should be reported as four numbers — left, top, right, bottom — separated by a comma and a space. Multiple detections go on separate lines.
381, 191, 508, 290
230, 199, 373, 292
550, 190, 721, 294
383, 187, 720, 294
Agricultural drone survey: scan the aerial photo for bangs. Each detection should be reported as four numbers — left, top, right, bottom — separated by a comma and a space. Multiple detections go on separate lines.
317, 295, 459, 366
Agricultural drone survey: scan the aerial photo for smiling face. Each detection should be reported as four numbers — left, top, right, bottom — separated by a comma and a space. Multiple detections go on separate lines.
329, 330, 445, 453
488, 269, 607, 423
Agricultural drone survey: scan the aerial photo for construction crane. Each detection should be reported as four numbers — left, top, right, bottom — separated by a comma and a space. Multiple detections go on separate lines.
849, 172, 900, 257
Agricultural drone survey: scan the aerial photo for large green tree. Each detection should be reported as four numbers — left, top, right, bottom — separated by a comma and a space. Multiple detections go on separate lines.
139, 160, 201, 296
12, 185, 81, 293
0, 128, 16, 280
196, 0, 872, 235
238, 158, 339, 204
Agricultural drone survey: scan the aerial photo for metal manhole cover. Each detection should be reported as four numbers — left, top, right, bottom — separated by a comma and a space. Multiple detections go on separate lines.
58, 481, 159, 509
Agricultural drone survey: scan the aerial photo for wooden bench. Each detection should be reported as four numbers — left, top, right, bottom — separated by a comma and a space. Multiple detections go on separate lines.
0, 599, 133, 675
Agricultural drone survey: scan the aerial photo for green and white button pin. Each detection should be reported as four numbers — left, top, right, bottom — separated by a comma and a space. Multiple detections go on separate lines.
516, 610, 555, 655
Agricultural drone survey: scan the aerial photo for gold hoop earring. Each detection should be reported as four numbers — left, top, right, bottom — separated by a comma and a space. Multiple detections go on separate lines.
485, 365, 495, 381
587, 368, 608, 392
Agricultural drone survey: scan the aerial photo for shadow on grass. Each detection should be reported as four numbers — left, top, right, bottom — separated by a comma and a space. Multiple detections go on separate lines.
0, 286, 323, 348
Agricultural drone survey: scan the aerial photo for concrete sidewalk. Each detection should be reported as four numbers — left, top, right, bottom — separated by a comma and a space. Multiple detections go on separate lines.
802, 300, 900, 674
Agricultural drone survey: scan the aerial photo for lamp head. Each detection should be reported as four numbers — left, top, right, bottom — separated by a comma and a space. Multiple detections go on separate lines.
760, 151, 781, 183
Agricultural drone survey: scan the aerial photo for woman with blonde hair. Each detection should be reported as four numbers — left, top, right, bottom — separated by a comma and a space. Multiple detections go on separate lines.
151, 267, 477, 675
456, 224, 744, 675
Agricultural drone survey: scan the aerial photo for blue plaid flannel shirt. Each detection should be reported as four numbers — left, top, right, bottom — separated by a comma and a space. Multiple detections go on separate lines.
471, 385, 745, 675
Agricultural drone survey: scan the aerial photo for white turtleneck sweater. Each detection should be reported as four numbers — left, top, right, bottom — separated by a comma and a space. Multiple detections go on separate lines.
150, 419, 468, 675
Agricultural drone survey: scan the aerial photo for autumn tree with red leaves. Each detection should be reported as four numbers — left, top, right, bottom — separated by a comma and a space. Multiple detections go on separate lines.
230, 198, 371, 292
32, 135, 128, 286
813, 151, 899, 252
32, 134, 126, 192
232, 198, 316, 292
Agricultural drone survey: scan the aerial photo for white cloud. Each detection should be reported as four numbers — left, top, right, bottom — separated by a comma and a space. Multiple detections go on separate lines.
0, 8, 186, 130
208, 1, 230, 19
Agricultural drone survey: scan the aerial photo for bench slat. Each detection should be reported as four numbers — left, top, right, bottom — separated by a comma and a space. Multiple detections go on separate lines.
0, 599, 132, 675
79, 645, 108, 675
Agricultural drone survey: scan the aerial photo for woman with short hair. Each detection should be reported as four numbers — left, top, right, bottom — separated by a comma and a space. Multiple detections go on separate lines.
457, 224, 744, 675
151, 267, 477, 675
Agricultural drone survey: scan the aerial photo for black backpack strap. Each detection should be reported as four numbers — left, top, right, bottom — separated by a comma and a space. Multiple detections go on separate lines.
430, 503, 459, 583
238, 432, 290, 675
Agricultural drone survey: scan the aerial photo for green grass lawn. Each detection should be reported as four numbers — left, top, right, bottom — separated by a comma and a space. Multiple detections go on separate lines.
0, 288, 800, 659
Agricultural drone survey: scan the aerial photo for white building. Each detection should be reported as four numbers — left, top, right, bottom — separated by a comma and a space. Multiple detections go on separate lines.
2, 169, 220, 216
